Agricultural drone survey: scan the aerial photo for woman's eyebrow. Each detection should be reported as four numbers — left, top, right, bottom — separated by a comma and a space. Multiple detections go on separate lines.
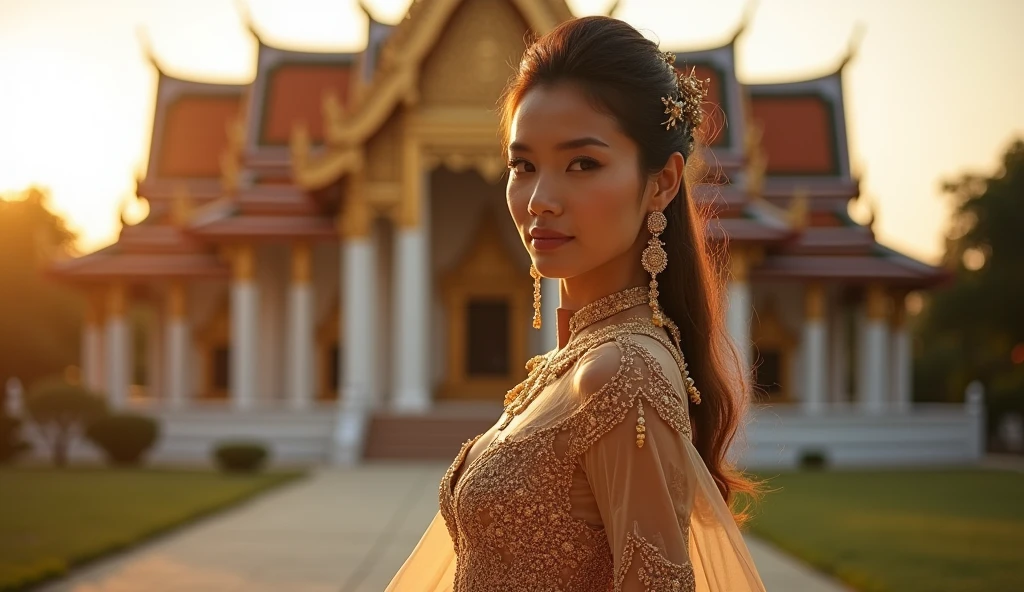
508, 137, 610, 153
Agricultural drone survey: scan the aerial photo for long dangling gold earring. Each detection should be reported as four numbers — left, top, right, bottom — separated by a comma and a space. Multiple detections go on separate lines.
530, 263, 542, 329
642, 211, 668, 327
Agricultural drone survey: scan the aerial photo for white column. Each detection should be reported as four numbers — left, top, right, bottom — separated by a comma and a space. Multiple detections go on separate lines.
392, 223, 430, 413
801, 283, 828, 414
287, 243, 315, 410
858, 283, 889, 414
727, 248, 752, 385
164, 281, 190, 409
540, 277, 559, 352
333, 233, 379, 465
105, 282, 130, 410
890, 292, 912, 413
81, 293, 103, 392
341, 236, 378, 410
230, 245, 258, 411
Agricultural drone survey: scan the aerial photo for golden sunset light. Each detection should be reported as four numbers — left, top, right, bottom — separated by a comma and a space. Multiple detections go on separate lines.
2, 0, 1022, 261
4, 3, 1024, 591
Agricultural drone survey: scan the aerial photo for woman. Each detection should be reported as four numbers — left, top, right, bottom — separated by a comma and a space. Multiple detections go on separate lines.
388, 15, 766, 592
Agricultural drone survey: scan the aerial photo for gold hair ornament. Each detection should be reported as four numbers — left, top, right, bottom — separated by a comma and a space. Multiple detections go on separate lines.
660, 52, 710, 133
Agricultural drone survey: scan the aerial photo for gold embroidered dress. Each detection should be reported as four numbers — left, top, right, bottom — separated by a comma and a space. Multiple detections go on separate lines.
387, 295, 766, 592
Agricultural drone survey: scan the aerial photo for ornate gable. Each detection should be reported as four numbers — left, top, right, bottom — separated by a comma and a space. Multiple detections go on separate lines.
419, 0, 531, 107
320, 0, 571, 147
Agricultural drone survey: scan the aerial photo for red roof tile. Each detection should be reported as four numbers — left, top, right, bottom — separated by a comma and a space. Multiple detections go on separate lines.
158, 95, 242, 177
260, 64, 352, 145
751, 95, 837, 175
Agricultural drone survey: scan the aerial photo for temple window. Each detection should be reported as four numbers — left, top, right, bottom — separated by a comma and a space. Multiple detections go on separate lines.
466, 299, 511, 377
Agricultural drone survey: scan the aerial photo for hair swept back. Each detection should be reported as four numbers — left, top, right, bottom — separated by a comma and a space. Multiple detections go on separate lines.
498, 15, 765, 525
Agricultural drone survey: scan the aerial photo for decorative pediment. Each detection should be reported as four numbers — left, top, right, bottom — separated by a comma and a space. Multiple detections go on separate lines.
418, 0, 532, 108
328, 0, 569, 146
290, 0, 572, 190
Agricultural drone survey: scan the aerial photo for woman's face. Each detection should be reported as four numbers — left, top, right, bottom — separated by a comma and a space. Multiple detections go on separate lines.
505, 83, 659, 281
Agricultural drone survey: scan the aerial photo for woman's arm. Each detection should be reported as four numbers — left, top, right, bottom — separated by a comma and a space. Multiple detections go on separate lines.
576, 337, 697, 592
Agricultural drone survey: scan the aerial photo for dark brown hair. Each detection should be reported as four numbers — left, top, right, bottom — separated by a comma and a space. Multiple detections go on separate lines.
499, 16, 763, 524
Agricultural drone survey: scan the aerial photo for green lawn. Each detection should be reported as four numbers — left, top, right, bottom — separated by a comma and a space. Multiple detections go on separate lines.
0, 466, 304, 592
747, 468, 1024, 592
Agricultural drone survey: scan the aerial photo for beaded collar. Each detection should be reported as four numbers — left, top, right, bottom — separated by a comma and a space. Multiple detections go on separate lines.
568, 286, 648, 335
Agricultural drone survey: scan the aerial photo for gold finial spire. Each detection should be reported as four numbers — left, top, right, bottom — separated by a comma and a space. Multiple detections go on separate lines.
323, 90, 346, 138
234, 0, 264, 45
290, 122, 311, 172
744, 122, 767, 197
730, 0, 758, 45
220, 114, 246, 197
136, 26, 164, 75
172, 184, 194, 227
837, 22, 865, 73
788, 187, 810, 229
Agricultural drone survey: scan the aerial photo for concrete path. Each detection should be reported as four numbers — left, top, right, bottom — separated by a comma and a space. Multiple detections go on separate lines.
35, 464, 850, 592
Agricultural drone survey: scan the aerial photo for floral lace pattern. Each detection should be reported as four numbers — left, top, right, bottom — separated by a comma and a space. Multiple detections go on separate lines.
437, 329, 696, 591
616, 529, 697, 592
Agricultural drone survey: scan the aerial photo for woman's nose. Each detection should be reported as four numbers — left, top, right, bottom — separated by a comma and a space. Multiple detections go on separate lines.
527, 176, 563, 216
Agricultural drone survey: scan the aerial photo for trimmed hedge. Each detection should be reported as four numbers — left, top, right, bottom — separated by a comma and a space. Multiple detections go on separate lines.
0, 415, 31, 464
213, 442, 269, 473
84, 414, 160, 466
798, 448, 829, 471
25, 378, 107, 467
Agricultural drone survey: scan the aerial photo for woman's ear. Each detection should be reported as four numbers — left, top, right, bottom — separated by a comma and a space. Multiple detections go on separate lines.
649, 152, 685, 211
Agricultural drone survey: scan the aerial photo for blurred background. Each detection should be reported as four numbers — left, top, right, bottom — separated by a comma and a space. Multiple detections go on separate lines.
1, 1, 1022, 591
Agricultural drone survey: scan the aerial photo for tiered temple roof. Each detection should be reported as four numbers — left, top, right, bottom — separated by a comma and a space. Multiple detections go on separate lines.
52, 0, 942, 289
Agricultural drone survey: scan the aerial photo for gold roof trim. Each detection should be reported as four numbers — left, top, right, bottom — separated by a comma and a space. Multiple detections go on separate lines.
291, 0, 573, 190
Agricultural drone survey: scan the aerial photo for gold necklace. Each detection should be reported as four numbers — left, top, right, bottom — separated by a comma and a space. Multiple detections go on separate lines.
568, 286, 648, 335
501, 288, 702, 430
504, 286, 646, 414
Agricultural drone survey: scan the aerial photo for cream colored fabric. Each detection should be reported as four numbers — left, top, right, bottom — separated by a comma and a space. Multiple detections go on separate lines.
387, 325, 765, 592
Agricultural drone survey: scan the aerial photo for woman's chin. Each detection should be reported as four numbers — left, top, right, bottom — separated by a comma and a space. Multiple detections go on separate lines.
531, 255, 576, 280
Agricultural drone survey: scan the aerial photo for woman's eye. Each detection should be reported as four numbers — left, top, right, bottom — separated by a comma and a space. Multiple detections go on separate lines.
567, 157, 600, 172
507, 158, 534, 174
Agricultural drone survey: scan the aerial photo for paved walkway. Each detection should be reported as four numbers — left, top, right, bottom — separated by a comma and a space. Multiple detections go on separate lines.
36, 464, 851, 592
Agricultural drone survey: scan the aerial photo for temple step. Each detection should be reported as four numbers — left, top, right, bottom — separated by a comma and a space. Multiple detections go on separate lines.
363, 403, 502, 460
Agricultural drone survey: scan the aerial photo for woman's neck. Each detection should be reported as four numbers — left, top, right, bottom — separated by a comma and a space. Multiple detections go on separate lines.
554, 254, 649, 349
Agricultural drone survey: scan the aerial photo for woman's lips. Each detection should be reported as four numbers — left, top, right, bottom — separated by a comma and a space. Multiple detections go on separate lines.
532, 236, 573, 251
529, 228, 573, 251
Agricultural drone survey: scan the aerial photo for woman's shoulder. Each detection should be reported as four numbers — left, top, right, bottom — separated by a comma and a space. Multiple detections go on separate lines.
570, 330, 684, 403
565, 329, 692, 442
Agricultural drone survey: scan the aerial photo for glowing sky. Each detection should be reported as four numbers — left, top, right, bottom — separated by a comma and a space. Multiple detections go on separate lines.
1, 0, 1022, 263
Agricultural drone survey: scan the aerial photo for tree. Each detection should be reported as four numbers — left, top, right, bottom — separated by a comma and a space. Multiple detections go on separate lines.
25, 377, 107, 466
0, 187, 83, 389
914, 138, 1024, 439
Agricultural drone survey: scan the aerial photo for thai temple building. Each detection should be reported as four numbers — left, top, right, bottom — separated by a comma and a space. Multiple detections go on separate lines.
51, 0, 982, 467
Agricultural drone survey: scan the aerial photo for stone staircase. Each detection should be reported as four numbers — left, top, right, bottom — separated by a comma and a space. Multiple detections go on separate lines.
362, 402, 502, 460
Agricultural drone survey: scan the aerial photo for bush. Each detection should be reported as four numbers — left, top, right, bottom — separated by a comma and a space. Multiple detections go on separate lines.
213, 442, 269, 473
0, 414, 32, 464
25, 377, 107, 467
84, 414, 160, 466
798, 449, 829, 471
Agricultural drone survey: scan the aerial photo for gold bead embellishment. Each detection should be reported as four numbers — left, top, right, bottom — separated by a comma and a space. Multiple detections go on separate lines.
568, 286, 648, 335
642, 211, 668, 328
660, 316, 701, 405
682, 358, 701, 405
501, 289, 701, 430
530, 264, 542, 330
660, 52, 710, 133
636, 398, 647, 448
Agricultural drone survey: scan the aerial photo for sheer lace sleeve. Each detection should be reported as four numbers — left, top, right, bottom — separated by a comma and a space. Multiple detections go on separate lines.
578, 336, 698, 592
572, 332, 766, 592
